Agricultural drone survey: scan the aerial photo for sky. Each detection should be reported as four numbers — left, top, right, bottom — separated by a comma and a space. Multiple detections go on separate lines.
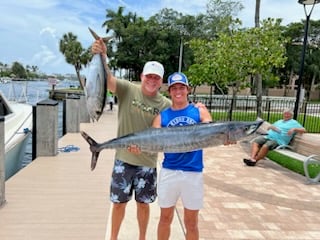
1, 0, 320, 76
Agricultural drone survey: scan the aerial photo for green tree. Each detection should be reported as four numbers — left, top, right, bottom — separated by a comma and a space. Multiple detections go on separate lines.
103, 7, 147, 80
11, 62, 27, 79
102, 7, 217, 81
189, 18, 288, 117
205, 0, 244, 36
284, 20, 320, 99
59, 32, 91, 89
99, 1, 244, 82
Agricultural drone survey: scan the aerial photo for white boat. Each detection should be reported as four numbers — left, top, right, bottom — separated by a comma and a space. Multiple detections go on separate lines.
0, 77, 12, 84
0, 91, 33, 180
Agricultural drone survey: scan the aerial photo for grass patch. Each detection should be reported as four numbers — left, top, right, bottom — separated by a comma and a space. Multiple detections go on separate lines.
211, 111, 320, 133
267, 151, 320, 178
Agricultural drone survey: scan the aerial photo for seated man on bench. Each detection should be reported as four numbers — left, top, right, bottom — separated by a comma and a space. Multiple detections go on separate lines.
243, 108, 306, 167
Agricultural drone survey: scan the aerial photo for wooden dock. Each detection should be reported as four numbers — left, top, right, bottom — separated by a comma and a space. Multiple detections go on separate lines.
0, 108, 185, 240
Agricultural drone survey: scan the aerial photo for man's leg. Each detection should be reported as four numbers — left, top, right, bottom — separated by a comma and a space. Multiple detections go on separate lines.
251, 141, 261, 160
137, 202, 150, 240
245, 143, 271, 166
157, 206, 175, 240
184, 208, 199, 240
255, 144, 270, 161
134, 165, 157, 240
244, 141, 263, 166
110, 202, 127, 240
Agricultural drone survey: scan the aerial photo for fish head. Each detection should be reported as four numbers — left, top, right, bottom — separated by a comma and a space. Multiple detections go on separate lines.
243, 120, 264, 135
86, 97, 103, 121
227, 120, 264, 141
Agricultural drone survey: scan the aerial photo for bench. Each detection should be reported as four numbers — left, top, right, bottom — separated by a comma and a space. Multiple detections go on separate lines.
275, 134, 320, 184
257, 120, 320, 184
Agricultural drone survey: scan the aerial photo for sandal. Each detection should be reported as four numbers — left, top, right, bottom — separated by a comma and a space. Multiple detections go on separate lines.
243, 158, 256, 166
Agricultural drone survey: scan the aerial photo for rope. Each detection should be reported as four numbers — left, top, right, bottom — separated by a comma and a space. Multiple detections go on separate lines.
58, 145, 80, 153
16, 128, 31, 134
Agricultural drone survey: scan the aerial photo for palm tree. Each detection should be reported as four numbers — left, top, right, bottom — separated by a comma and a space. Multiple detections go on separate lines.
59, 32, 91, 89
31, 65, 39, 73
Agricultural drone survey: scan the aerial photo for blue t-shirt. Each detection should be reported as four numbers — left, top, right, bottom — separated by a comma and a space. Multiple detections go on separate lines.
267, 119, 304, 145
160, 104, 202, 172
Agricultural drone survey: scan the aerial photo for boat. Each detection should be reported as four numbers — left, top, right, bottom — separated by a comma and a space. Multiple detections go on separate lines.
0, 77, 12, 84
0, 91, 33, 180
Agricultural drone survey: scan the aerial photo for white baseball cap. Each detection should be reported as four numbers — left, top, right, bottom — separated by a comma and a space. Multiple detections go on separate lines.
142, 61, 164, 78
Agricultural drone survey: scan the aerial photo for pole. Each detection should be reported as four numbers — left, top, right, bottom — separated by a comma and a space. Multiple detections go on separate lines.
178, 37, 183, 72
0, 116, 5, 207
293, 13, 310, 120
294, 1, 319, 119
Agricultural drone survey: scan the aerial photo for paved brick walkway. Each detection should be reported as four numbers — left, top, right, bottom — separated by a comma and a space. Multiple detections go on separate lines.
182, 141, 320, 239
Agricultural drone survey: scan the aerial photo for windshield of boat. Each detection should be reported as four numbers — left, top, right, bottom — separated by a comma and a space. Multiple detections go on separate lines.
0, 93, 12, 116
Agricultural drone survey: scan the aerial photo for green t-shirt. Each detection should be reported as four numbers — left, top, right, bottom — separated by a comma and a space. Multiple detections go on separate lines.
114, 79, 171, 167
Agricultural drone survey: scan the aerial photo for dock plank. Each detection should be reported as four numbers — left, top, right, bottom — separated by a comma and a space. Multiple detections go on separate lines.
0, 109, 185, 240
0, 111, 115, 240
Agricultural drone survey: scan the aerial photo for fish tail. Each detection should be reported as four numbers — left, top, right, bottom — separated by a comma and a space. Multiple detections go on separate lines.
90, 152, 100, 171
88, 27, 113, 43
80, 131, 100, 171
88, 27, 99, 40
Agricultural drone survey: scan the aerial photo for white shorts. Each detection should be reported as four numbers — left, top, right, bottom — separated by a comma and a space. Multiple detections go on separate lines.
157, 168, 203, 210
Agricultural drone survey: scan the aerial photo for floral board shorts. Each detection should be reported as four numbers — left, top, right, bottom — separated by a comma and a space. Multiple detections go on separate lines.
110, 159, 157, 204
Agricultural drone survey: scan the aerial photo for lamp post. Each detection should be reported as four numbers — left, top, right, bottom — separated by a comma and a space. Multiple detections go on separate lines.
177, 27, 189, 73
294, 0, 320, 119
178, 37, 183, 73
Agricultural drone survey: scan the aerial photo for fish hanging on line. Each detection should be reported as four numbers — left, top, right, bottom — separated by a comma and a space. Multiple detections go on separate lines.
81, 120, 264, 170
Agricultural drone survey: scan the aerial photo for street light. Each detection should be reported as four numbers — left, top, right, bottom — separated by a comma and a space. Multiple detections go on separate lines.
177, 27, 189, 73
294, 0, 320, 119
178, 37, 183, 73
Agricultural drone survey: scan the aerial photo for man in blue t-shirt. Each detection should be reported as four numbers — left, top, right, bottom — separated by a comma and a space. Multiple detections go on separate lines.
243, 108, 306, 166
152, 72, 212, 240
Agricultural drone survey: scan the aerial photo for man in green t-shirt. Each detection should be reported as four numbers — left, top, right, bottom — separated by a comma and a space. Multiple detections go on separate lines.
92, 39, 171, 240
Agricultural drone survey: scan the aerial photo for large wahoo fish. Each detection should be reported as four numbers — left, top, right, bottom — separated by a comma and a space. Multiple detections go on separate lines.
81, 120, 263, 170
84, 27, 112, 121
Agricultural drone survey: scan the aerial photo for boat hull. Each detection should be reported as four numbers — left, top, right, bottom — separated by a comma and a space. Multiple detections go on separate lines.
5, 131, 31, 180
1, 92, 33, 181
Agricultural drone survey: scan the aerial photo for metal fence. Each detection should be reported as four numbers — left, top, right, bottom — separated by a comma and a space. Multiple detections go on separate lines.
189, 95, 320, 133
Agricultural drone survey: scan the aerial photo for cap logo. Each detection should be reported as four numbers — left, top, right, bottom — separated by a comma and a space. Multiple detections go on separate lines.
171, 74, 183, 82
168, 72, 189, 87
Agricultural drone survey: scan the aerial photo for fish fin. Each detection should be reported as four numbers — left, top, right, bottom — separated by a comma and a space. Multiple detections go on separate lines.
80, 131, 100, 171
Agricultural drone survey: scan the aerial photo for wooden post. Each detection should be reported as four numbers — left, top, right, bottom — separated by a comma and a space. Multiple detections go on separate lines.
64, 96, 80, 133
0, 116, 6, 207
36, 99, 59, 157
79, 95, 90, 123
